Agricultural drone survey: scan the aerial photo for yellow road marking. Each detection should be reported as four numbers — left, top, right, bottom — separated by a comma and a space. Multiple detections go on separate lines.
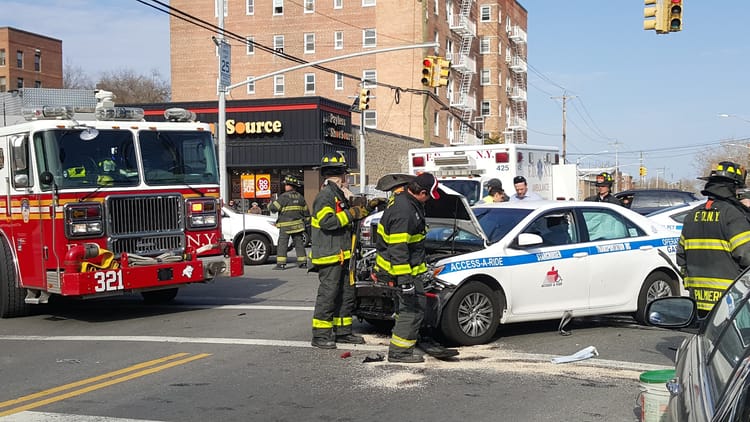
0, 353, 210, 417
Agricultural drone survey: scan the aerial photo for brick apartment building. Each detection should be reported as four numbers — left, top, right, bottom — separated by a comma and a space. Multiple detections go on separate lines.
169, 0, 528, 148
0, 27, 63, 92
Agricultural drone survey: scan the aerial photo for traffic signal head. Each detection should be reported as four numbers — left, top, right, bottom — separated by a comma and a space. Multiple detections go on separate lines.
421, 56, 437, 87
667, 0, 682, 32
437, 58, 451, 87
358, 88, 370, 111
643, 0, 667, 33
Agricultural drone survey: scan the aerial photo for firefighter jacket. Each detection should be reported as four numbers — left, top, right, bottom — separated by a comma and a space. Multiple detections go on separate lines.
310, 180, 356, 266
677, 181, 750, 312
374, 191, 428, 279
268, 190, 310, 234
584, 192, 621, 205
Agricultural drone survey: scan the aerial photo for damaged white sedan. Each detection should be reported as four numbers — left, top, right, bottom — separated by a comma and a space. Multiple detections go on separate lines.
354, 186, 684, 346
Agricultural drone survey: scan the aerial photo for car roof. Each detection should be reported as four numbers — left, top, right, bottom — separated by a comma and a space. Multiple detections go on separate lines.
645, 199, 706, 217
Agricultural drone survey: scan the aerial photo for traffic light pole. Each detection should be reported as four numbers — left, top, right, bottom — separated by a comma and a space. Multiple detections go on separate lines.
217, 42, 438, 201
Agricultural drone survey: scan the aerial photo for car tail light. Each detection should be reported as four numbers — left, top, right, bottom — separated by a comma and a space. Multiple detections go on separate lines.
186, 198, 219, 229
65, 202, 103, 238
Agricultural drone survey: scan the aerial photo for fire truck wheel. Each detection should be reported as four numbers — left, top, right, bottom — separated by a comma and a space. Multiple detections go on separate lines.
0, 239, 30, 318
239, 234, 271, 265
141, 288, 179, 304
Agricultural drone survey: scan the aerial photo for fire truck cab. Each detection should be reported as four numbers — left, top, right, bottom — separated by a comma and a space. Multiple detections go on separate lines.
0, 90, 243, 317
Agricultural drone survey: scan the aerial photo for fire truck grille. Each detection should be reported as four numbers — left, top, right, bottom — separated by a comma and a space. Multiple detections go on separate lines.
106, 194, 185, 257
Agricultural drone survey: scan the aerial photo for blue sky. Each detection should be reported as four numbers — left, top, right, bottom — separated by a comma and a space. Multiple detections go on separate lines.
4, 1, 749, 182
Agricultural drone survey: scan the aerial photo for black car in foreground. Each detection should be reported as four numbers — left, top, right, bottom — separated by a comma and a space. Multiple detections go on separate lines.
615, 189, 700, 215
646, 270, 750, 421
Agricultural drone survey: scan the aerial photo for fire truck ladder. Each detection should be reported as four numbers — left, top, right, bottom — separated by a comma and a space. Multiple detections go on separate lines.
449, 0, 476, 145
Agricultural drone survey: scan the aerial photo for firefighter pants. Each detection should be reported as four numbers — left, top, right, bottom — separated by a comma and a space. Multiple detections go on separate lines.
312, 262, 356, 341
276, 230, 307, 266
389, 276, 425, 356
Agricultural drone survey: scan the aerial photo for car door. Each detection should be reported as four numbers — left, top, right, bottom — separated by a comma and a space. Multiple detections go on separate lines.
508, 208, 591, 317
581, 207, 651, 309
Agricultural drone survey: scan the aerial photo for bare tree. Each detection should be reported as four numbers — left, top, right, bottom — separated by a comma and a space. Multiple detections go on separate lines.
63, 60, 95, 89
96, 69, 171, 104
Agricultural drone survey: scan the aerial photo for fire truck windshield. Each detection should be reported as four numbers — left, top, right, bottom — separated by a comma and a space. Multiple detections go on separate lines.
33, 129, 219, 189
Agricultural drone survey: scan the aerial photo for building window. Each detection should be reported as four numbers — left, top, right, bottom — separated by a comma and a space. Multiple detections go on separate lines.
334, 73, 344, 90
304, 0, 314, 12
34, 51, 41, 72
447, 115, 454, 144
334, 31, 344, 49
215, 0, 228, 16
305, 73, 315, 93
334, 0, 343, 8
481, 101, 490, 116
498, 40, 502, 55
498, 8, 502, 22
274, 35, 285, 53
434, 0, 439, 15
480, 69, 490, 85
274, 75, 285, 95
0, 49, 4, 66
304, 33, 315, 54
480, 5, 491, 21
34, 80, 42, 88
506, 16, 512, 31
362, 69, 376, 88
362, 0, 375, 7
246, 76, 255, 94
246, 36, 255, 54
363, 110, 377, 128
246, 0, 254, 14
273, 0, 284, 15
0, 77, 6, 92
479, 38, 490, 54
16, 51, 23, 68
433, 112, 439, 136
16, 78, 23, 89
363, 29, 376, 48
498, 70, 502, 86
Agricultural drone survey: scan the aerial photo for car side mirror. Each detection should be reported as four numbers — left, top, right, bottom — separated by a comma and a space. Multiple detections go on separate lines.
646, 297, 697, 328
512, 233, 543, 248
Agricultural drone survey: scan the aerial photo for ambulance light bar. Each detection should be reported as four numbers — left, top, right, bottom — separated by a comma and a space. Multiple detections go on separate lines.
22, 105, 75, 121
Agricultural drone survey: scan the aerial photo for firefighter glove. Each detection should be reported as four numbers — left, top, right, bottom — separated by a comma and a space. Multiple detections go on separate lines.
366, 197, 387, 212
348, 205, 369, 221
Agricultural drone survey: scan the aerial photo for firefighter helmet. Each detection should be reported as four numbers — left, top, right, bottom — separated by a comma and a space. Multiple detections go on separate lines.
283, 174, 302, 187
320, 152, 349, 175
594, 172, 614, 187
699, 161, 746, 187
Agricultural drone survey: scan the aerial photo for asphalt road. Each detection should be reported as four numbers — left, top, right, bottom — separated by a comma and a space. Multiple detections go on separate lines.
0, 261, 689, 421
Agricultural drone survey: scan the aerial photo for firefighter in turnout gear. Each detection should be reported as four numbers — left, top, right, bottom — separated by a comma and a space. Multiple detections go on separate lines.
310, 152, 370, 349
268, 175, 310, 270
677, 161, 750, 315
584, 172, 622, 205
374, 173, 440, 363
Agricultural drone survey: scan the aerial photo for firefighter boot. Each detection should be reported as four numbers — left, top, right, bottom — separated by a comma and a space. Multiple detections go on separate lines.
311, 337, 337, 349
297, 262, 308, 269
387, 352, 424, 364
273, 264, 286, 270
418, 337, 459, 360
336, 333, 365, 344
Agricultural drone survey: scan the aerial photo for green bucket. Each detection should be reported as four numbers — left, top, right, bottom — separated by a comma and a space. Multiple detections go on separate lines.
639, 369, 675, 422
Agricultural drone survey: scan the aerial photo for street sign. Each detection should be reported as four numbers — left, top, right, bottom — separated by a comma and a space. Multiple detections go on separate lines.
219, 41, 231, 90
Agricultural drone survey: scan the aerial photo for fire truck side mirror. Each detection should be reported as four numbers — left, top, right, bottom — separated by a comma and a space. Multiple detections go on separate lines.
10, 135, 28, 171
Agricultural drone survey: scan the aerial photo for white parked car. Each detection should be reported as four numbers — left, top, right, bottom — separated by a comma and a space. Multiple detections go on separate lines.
222, 208, 281, 265
354, 186, 684, 346
646, 200, 705, 232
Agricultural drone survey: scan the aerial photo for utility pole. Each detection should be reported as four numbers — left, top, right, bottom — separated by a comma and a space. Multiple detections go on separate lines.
640, 151, 644, 189
551, 94, 576, 163
609, 139, 621, 192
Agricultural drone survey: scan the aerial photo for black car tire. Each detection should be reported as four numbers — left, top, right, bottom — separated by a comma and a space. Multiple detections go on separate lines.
239, 234, 271, 265
141, 288, 179, 304
634, 271, 678, 324
440, 281, 501, 346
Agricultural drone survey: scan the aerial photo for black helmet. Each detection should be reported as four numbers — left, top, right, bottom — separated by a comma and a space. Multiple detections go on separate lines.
283, 174, 302, 187
699, 161, 746, 187
594, 172, 614, 187
485, 178, 503, 190
320, 152, 349, 176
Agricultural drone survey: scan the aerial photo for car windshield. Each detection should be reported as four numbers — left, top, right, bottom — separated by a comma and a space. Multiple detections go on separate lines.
702, 269, 750, 403
473, 207, 532, 243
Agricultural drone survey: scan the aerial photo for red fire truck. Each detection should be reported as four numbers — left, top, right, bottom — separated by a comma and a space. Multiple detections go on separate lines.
0, 90, 243, 317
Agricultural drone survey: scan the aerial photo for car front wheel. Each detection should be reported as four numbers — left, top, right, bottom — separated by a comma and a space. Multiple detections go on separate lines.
440, 281, 501, 346
634, 271, 678, 324
239, 234, 271, 265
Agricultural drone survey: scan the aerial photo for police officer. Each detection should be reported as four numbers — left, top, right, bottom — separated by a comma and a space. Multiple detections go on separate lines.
677, 161, 750, 315
584, 172, 622, 205
268, 175, 310, 270
374, 173, 440, 363
310, 152, 370, 349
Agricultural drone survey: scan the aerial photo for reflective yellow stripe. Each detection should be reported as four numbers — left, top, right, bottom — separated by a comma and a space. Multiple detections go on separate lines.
312, 318, 333, 329
376, 224, 425, 244
337, 210, 350, 226
390, 334, 416, 349
311, 206, 334, 228
375, 255, 426, 276
684, 277, 734, 289
311, 250, 352, 265
681, 238, 730, 252
333, 317, 353, 327
281, 205, 307, 212
697, 302, 715, 311
729, 231, 750, 250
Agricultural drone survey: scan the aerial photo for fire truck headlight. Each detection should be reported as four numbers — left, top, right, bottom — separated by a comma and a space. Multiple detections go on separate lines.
65, 202, 104, 238
189, 214, 217, 228
71, 222, 102, 235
